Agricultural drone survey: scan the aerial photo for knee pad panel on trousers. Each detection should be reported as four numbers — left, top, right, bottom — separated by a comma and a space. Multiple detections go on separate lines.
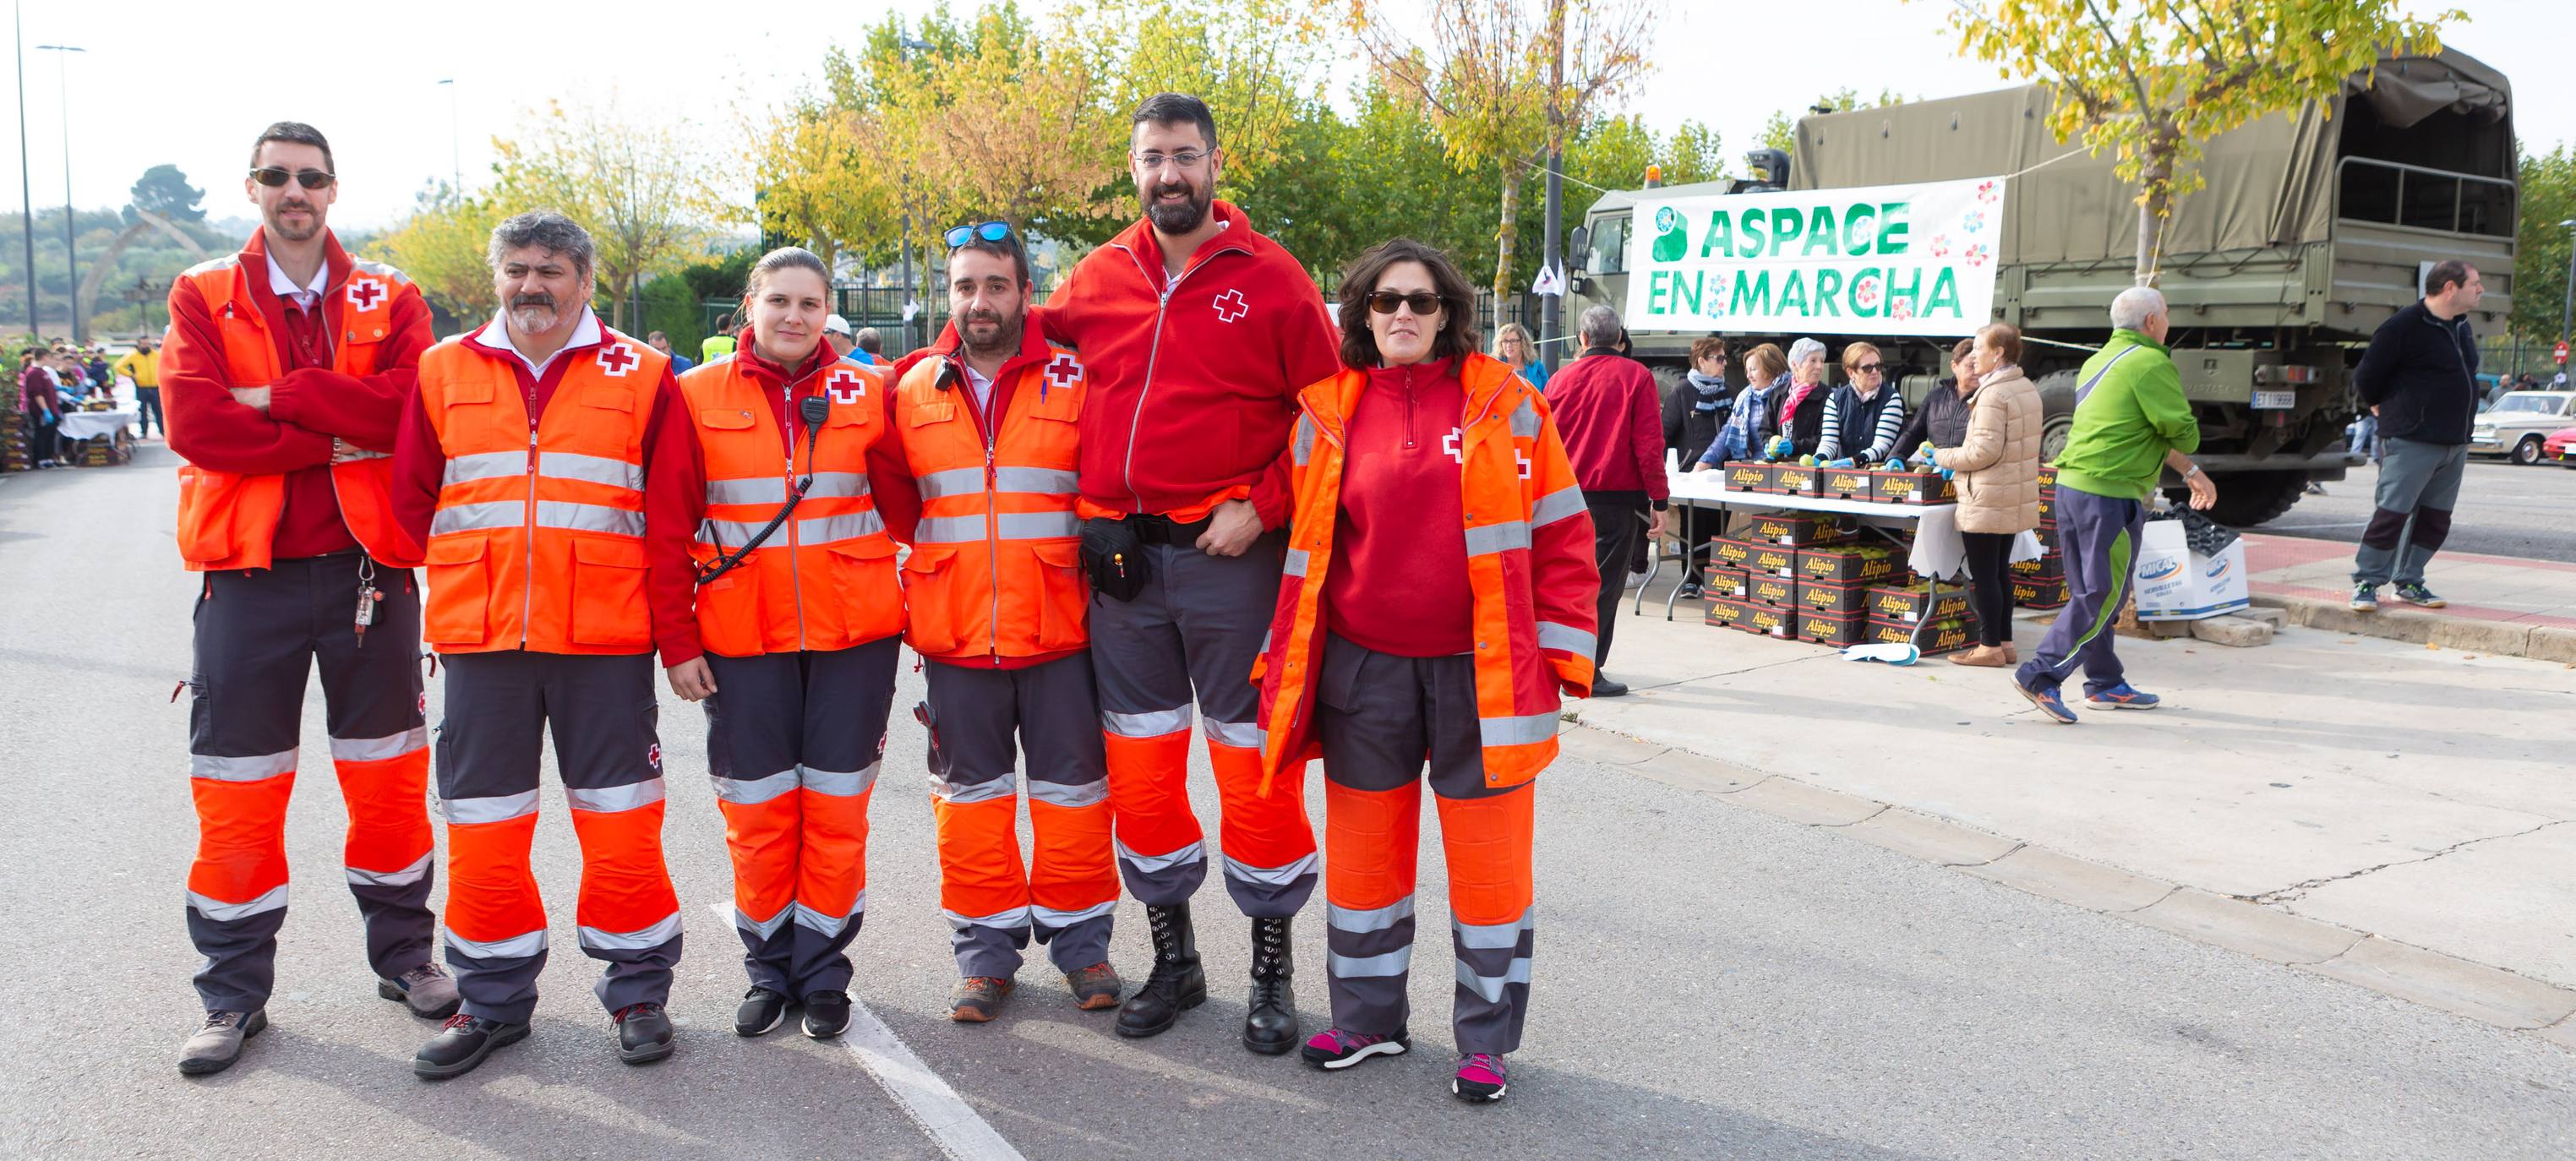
2411, 504, 2454, 552
1434, 784, 1536, 927
2361, 506, 2412, 551
187, 772, 296, 906
796, 780, 874, 920
1210, 738, 1316, 873
1323, 781, 1422, 911
717, 790, 802, 925
566, 799, 679, 940
333, 735, 434, 880
934, 795, 1030, 919
1102, 730, 1200, 856
1027, 799, 1118, 913
443, 813, 545, 947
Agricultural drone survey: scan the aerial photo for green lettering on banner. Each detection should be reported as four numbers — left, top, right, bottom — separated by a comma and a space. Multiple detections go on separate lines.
1886, 266, 1923, 318
1732, 270, 1772, 315
1878, 203, 1910, 254
1770, 208, 1804, 259
1842, 204, 1877, 253
1851, 268, 1879, 319
1813, 270, 1845, 317
1776, 270, 1809, 316
1701, 211, 1735, 259
1673, 270, 1702, 316
1801, 205, 1839, 256
1649, 270, 1675, 316
1738, 209, 1768, 258
1926, 268, 1962, 318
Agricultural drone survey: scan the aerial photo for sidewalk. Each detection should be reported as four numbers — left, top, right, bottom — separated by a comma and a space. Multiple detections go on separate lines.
1570, 586, 2576, 1041
2244, 532, 2576, 661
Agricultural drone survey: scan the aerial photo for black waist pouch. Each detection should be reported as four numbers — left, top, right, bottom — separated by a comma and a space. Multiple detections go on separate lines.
1080, 516, 1151, 602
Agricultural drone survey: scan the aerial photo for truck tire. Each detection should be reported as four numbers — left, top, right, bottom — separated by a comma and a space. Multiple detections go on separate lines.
2033, 370, 2077, 464
2175, 470, 2306, 528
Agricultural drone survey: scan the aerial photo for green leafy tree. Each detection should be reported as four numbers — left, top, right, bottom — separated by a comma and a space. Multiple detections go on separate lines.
2511, 143, 2574, 351
1757, 89, 1909, 155
127, 165, 205, 225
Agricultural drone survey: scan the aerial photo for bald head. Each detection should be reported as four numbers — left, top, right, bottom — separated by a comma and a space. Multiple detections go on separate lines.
2111, 286, 2169, 342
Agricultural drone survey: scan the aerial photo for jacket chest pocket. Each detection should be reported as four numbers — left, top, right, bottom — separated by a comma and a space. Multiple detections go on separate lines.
569, 537, 649, 648
423, 536, 492, 645
900, 546, 963, 657
559, 384, 639, 459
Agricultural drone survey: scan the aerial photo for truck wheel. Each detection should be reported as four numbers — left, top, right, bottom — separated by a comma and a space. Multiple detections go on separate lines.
2033, 370, 2077, 465
2174, 470, 2305, 527
2511, 435, 2544, 466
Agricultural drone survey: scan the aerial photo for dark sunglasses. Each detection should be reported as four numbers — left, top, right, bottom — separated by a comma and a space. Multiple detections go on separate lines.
1851, 362, 1885, 373
944, 221, 1012, 248
1367, 291, 1444, 316
249, 166, 335, 190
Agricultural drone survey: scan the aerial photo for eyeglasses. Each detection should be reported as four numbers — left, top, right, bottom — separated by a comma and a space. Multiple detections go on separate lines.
1131, 149, 1209, 171
944, 221, 1012, 248
249, 166, 336, 190
1368, 291, 1444, 316
1851, 362, 1885, 373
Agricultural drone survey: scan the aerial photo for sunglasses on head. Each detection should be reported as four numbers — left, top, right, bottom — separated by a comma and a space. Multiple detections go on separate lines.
249, 166, 335, 190
944, 221, 1012, 248
1368, 291, 1444, 315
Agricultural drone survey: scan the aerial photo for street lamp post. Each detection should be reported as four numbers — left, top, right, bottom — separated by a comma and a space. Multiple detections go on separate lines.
35, 42, 82, 341
14, 3, 37, 337
896, 35, 933, 353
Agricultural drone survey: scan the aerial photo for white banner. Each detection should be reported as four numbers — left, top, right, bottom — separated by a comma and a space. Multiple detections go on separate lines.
1623, 176, 2009, 337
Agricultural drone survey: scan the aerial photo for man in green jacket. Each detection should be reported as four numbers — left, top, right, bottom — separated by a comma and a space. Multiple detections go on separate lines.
2011, 286, 2216, 723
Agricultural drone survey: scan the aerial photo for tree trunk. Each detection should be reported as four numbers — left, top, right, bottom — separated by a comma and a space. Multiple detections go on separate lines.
2133, 145, 2174, 287
1494, 172, 1520, 337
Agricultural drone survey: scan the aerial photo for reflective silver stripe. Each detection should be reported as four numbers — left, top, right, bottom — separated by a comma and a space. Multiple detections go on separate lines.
707, 476, 786, 505
712, 768, 800, 805
792, 899, 865, 937
1329, 897, 1416, 935
999, 511, 1078, 539
1330, 947, 1413, 978
735, 902, 793, 940
1283, 548, 1309, 578
917, 466, 988, 500
431, 501, 523, 536
1292, 413, 1318, 466
914, 515, 987, 543
1115, 839, 1205, 875
190, 749, 297, 782
1531, 485, 1586, 528
580, 911, 684, 951
540, 451, 642, 491
535, 500, 645, 537
350, 258, 412, 284
1456, 957, 1533, 1002
936, 771, 1018, 804
944, 906, 1032, 929
1203, 717, 1261, 749
565, 778, 665, 813
442, 789, 540, 825
443, 449, 528, 486
993, 466, 1077, 494
1536, 621, 1596, 657
1103, 705, 1193, 739
805, 471, 870, 499
1027, 778, 1107, 809
1509, 395, 1542, 437
1465, 519, 1531, 557
330, 728, 425, 763
803, 762, 880, 798
347, 852, 433, 888
445, 928, 546, 960
1031, 900, 1117, 928
1479, 712, 1559, 748
1225, 851, 1318, 886
696, 518, 775, 546
188, 886, 287, 922
1454, 908, 1534, 949
796, 510, 886, 545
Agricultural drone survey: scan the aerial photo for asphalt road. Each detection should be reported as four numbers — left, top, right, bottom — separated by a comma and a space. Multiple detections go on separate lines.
3, 447, 2570, 1160
2251, 457, 2576, 563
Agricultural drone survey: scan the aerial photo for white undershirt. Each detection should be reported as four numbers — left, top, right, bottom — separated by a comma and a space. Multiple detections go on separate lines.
962, 362, 996, 415
479, 309, 603, 379
265, 252, 327, 310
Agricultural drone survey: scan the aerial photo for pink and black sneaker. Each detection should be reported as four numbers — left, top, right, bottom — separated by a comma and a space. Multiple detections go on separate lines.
1299, 1027, 1408, 1070
1452, 1053, 1508, 1103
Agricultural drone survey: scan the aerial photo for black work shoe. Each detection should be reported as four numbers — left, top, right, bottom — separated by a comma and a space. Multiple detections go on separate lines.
178, 1009, 267, 1076
1591, 677, 1629, 698
379, 962, 461, 1019
801, 990, 851, 1038
1243, 916, 1298, 1055
1116, 902, 1206, 1038
614, 1003, 674, 1065
413, 1014, 529, 1080
1066, 962, 1123, 1011
736, 987, 789, 1037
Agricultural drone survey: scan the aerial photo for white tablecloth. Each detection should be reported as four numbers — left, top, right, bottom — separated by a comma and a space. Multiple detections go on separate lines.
1905, 503, 2045, 580
57, 409, 138, 440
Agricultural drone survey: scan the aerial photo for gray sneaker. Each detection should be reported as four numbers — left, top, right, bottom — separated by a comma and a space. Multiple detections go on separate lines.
379, 962, 462, 1019
178, 1009, 268, 1076
2349, 583, 2380, 613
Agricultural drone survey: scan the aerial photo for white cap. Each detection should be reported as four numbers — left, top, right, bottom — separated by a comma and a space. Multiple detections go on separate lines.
824, 313, 854, 336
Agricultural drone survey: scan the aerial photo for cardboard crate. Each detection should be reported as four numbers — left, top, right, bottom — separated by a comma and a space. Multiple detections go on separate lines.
1721, 461, 1771, 493
1864, 613, 1975, 655
1817, 466, 1874, 500
1745, 573, 1798, 607
2035, 487, 2057, 523
1705, 596, 1750, 629
1869, 467, 1958, 504
2011, 575, 2070, 608
2010, 552, 2066, 582
1794, 575, 1869, 613
2133, 519, 2250, 621
1798, 607, 1869, 646
1866, 582, 1973, 624
2033, 520, 2058, 553
1796, 543, 1905, 585
1739, 601, 1797, 639
1704, 566, 1750, 601
1771, 462, 1821, 496
1738, 540, 1799, 576
2036, 462, 2058, 489
1744, 510, 1856, 547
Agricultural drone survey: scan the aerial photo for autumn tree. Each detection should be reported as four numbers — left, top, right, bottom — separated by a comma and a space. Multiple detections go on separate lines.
1942, 0, 2453, 284
2509, 142, 2574, 352
1757, 89, 1910, 156
745, 96, 891, 275
488, 101, 725, 330
368, 183, 505, 321
878, 8, 1123, 239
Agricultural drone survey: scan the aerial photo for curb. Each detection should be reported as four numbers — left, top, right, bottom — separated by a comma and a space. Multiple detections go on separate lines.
1558, 723, 2576, 1050
2251, 591, 2576, 662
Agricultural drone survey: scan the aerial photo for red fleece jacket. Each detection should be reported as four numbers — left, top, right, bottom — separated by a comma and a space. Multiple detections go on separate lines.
1542, 348, 1669, 508
1323, 357, 1476, 658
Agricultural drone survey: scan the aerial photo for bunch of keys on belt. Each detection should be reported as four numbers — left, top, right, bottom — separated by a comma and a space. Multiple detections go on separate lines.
354, 558, 384, 646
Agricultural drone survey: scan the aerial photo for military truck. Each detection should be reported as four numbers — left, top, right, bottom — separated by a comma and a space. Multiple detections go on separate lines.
1565, 49, 2517, 526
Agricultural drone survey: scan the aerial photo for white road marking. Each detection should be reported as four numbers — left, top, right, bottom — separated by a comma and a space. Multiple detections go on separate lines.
706, 903, 1025, 1161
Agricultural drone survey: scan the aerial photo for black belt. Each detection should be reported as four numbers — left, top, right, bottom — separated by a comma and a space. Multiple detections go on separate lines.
1117, 512, 1213, 547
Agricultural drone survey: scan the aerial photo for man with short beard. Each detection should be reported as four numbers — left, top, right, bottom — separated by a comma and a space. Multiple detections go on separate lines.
390, 210, 685, 1079
161, 121, 450, 1077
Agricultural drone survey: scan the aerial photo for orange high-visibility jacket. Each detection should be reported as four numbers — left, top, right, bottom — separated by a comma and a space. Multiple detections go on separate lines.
676, 354, 903, 657
1254, 352, 1600, 791
171, 253, 424, 571
891, 345, 1089, 663
417, 330, 668, 655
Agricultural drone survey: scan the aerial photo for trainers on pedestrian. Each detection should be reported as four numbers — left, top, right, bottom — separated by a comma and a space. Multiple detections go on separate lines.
614, 1002, 674, 1066
177, 1009, 267, 1076
1300, 1027, 1408, 1071
1452, 1052, 1509, 1103
413, 1013, 528, 1080
2085, 682, 2162, 711
2015, 675, 2079, 724
379, 962, 461, 1020
1065, 962, 1123, 1011
2393, 582, 2447, 608
801, 990, 850, 1039
2349, 583, 2380, 612
950, 977, 1014, 1022
736, 986, 789, 1037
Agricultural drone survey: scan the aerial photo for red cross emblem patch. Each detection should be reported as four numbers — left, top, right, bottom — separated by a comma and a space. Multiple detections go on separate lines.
826, 368, 866, 406
595, 343, 639, 377
1043, 353, 1083, 393
346, 277, 385, 311
1212, 289, 1248, 323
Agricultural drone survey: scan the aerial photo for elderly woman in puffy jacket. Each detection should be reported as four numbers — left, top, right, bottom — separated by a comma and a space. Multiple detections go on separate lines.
1935, 323, 2043, 668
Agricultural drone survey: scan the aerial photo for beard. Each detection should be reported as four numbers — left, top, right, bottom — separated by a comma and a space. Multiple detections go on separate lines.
959, 311, 1023, 359
1139, 178, 1211, 234
505, 293, 565, 335
265, 200, 322, 243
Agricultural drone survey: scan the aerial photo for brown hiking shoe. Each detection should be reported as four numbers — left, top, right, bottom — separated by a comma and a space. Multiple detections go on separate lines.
1948, 644, 2010, 668
950, 977, 1014, 1022
1066, 962, 1123, 1011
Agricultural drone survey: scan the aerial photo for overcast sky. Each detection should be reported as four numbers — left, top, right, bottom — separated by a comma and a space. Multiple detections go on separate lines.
4, 0, 2565, 234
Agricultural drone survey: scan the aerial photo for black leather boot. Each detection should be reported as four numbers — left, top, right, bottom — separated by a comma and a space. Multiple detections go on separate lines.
1243, 916, 1297, 1055
1115, 903, 1206, 1038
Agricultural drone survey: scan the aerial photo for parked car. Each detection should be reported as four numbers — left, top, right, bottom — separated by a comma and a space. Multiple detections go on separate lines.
2468, 391, 2576, 464
2545, 425, 2576, 467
